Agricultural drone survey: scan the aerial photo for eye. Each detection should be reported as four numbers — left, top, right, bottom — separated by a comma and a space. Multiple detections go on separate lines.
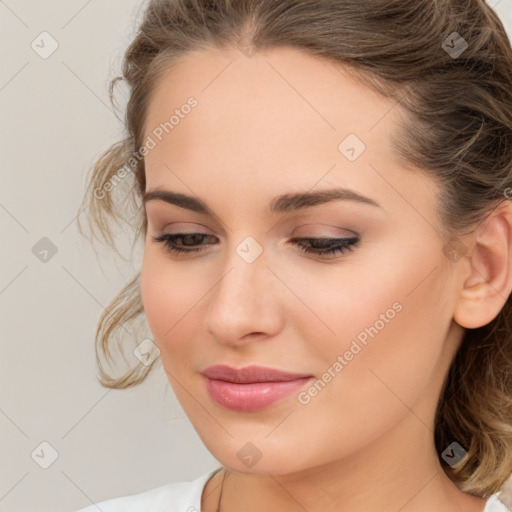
152, 232, 359, 259
291, 236, 359, 257
152, 232, 217, 255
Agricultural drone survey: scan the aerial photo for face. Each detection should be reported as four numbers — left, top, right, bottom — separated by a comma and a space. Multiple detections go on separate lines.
140, 46, 462, 475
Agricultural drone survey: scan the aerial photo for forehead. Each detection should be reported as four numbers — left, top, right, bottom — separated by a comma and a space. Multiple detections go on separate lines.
141, 46, 438, 223
143, 45, 399, 148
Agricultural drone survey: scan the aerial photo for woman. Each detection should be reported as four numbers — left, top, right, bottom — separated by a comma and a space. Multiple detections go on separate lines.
75, 0, 512, 510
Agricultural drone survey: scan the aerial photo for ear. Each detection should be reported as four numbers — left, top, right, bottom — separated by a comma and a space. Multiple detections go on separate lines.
453, 200, 512, 329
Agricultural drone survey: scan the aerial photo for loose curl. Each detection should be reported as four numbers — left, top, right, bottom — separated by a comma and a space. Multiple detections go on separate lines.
77, 0, 512, 499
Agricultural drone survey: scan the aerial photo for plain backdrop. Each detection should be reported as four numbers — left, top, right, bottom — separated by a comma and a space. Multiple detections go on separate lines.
0, 1, 511, 511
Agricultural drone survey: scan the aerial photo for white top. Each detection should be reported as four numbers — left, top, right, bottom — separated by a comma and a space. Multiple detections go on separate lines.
74, 466, 510, 512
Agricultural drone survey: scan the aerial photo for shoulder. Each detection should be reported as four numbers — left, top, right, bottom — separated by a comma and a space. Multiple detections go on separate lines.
484, 493, 511, 512
73, 467, 222, 512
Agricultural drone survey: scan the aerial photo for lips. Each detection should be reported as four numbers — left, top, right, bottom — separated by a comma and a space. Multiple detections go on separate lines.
201, 364, 313, 383
202, 364, 314, 411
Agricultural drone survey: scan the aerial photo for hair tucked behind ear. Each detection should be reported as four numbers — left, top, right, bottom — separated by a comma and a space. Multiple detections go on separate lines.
78, 0, 512, 498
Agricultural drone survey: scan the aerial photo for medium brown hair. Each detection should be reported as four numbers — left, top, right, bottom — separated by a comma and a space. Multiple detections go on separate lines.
78, 0, 512, 498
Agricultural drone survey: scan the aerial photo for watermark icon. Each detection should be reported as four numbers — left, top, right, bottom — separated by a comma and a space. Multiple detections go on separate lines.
338, 133, 366, 162
442, 237, 467, 263
237, 41, 257, 58
133, 338, 160, 366
31, 441, 59, 469
442, 32, 468, 59
441, 441, 468, 469
236, 236, 263, 263
93, 97, 198, 200
297, 301, 403, 405
32, 237, 58, 263
31, 31, 59, 59
237, 442, 262, 468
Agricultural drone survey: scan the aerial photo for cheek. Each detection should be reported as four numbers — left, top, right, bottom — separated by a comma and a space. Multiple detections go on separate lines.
140, 250, 202, 359
291, 240, 449, 392
278, 282, 446, 468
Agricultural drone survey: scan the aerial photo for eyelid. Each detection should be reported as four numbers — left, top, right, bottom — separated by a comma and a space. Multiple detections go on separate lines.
151, 220, 216, 234
149, 216, 360, 241
292, 223, 358, 237
145, 205, 226, 233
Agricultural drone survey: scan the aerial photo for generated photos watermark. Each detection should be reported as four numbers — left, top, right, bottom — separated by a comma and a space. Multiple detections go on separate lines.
93, 97, 198, 200
298, 301, 403, 405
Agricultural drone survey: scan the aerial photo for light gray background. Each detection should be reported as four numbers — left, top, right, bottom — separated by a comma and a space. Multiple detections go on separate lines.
0, 1, 511, 511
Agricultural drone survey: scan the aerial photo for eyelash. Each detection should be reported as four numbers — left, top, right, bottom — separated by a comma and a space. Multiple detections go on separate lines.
152, 232, 359, 258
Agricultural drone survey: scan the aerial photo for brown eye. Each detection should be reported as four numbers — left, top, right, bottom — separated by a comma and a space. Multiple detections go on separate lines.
291, 237, 359, 257
153, 232, 217, 255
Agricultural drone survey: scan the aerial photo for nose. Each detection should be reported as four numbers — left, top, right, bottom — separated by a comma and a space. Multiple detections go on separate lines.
203, 244, 283, 346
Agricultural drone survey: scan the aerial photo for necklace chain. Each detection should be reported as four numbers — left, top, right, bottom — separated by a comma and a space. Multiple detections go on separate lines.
215, 467, 228, 512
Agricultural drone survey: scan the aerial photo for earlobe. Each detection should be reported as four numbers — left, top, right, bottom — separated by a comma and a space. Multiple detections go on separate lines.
453, 201, 512, 329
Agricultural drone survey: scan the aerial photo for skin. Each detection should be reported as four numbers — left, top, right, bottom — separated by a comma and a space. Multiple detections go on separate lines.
139, 46, 512, 512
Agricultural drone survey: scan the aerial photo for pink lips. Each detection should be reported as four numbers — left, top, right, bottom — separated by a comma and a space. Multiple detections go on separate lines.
202, 364, 314, 412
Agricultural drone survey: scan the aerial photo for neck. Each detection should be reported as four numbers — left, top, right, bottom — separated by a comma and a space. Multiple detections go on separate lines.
204, 410, 487, 512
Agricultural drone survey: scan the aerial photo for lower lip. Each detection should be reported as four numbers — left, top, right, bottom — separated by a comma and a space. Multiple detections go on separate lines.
204, 376, 314, 412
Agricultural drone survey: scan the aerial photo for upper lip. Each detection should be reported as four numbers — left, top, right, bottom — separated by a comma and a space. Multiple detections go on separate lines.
202, 365, 313, 384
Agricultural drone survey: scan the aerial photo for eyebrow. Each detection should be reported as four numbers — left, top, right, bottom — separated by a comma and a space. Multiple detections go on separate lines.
142, 187, 382, 214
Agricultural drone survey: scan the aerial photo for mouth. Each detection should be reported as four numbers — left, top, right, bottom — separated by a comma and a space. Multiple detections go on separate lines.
201, 364, 314, 412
